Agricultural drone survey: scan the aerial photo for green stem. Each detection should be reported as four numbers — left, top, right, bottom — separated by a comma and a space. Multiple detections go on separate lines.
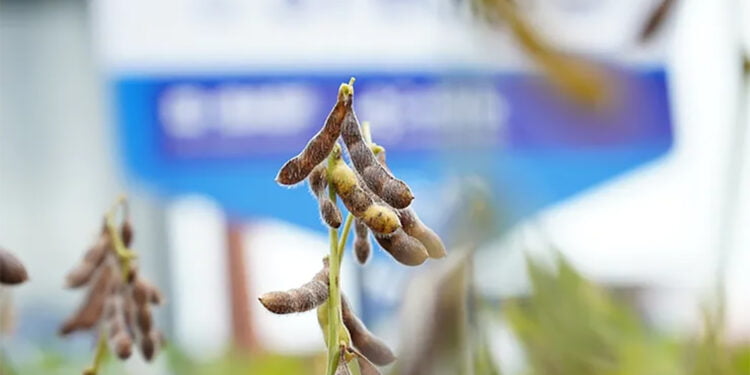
337, 215, 355, 257
105, 196, 136, 282
84, 329, 108, 375
326, 151, 342, 375
325, 151, 357, 374
326, 221, 341, 375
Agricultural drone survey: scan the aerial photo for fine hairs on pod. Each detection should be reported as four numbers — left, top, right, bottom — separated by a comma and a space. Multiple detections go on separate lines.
354, 219, 371, 264
276, 80, 354, 185
397, 208, 446, 259
340, 110, 413, 209
375, 148, 446, 259
308, 161, 343, 228
375, 229, 429, 267
259, 258, 330, 314
329, 152, 401, 235
262, 77, 446, 374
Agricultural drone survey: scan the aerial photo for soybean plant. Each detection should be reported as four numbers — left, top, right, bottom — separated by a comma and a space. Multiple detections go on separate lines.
260, 78, 446, 375
60, 197, 165, 375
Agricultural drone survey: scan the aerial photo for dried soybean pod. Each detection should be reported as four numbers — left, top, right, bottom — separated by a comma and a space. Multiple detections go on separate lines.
341, 296, 396, 366
397, 209, 446, 259
0, 247, 28, 285
276, 79, 355, 185
132, 277, 163, 306
140, 330, 160, 361
374, 229, 428, 266
308, 162, 342, 228
354, 219, 371, 264
148, 285, 164, 305
132, 278, 152, 306
121, 220, 134, 247
259, 262, 329, 314
65, 236, 110, 288
341, 110, 413, 208
106, 295, 134, 359
136, 306, 153, 334
329, 156, 400, 235
375, 148, 446, 259
60, 266, 114, 335
351, 348, 382, 375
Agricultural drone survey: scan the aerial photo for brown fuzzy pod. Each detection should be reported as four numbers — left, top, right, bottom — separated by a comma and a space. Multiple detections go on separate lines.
259, 263, 329, 314
329, 157, 400, 235
374, 229, 429, 267
106, 297, 133, 359
354, 219, 371, 264
397, 209, 446, 259
60, 266, 115, 335
340, 110, 413, 208
132, 278, 163, 306
106, 296, 134, 359
65, 236, 110, 288
140, 330, 160, 361
341, 296, 395, 366
121, 220, 134, 248
276, 83, 354, 185
351, 348, 382, 375
0, 247, 28, 285
112, 332, 134, 360
308, 162, 342, 228
375, 149, 446, 259
135, 305, 153, 334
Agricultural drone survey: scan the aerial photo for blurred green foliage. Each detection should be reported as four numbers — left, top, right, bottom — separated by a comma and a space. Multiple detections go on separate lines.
5, 255, 749, 375
503, 255, 749, 375
166, 350, 312, 375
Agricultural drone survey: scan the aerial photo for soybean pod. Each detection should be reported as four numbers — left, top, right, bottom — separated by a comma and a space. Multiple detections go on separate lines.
341, 295, 396, 366
308, 162, 343, 228
329, 154, 401, 235
340, 110, 414, 208
354, 219, 371, 264
276, 80, 355, 185
259, 259, 330, 314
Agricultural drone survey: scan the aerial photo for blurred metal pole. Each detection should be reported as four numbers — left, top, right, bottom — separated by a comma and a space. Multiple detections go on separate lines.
714, 0, 746, 320
226, 222, 258, 352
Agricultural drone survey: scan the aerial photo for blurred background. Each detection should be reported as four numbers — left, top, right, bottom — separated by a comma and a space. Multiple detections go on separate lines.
1, 0, 749, 374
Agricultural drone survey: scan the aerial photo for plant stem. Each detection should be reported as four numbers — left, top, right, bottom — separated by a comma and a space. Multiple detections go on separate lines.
326, 219, 341, 375
326, 149, 342, 375
337, 215, 355, 257
83, 329, 108, 375
104, 196, 136, 282
325, 149, 357, 374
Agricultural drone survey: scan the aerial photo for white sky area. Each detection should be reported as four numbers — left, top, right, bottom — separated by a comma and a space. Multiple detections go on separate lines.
100, 0, 750, 360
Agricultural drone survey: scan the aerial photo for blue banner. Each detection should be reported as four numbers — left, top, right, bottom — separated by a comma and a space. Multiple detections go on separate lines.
113, 69, 672, 228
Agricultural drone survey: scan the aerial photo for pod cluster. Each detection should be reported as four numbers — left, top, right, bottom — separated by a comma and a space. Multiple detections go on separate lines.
264, 78, 446, 374
258, 257, 395, 373
275, 78, 446, 266
60, 215, 165, 363
0, 247, 28, 285
360, 148, 446, 266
